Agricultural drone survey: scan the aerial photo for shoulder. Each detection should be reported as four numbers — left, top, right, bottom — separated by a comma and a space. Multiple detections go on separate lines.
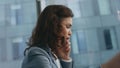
27, 46, 49, 57
22, 47, 52, 68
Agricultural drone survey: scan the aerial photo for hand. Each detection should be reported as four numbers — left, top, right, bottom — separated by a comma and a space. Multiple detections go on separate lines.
54, 40, 71, 60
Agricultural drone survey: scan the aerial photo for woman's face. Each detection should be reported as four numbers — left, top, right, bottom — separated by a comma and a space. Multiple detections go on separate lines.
60, 17, 72, 45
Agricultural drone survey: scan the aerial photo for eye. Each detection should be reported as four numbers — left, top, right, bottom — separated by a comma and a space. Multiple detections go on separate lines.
66, 25, 72, 29
66, 26, 70, 28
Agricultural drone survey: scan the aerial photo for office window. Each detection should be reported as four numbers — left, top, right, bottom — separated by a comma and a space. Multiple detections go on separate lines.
12, 37, 25, 60
112, 0, 120, 11
11, 4, 22, 25
98, 27, 117, 50
89, 65, 101, 68
98, 0, 111, 15
76, 31, 87, 53
71, 31, 79, 54
117, 10, 120, 21
103, 29, 113, 49
4, 4, 22, 26
79, 66, 89, 68
71, 30, 87, 54
79, 0, 99, 17
67, 0, 81, 18
0, 5, 5, 26
92, 0, 100, 16
22, 2, 37, 24
105, 28, 118, 50
0, 39, 7, 62
4, 4, 11, 26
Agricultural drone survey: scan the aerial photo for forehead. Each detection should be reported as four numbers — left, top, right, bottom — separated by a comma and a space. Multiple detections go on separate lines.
61, 17, 72, 25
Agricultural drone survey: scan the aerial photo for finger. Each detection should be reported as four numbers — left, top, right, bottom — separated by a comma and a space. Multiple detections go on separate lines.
65, 45, 71, 52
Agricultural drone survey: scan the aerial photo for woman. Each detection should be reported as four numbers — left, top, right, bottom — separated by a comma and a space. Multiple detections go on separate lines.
22, 5, 74, 68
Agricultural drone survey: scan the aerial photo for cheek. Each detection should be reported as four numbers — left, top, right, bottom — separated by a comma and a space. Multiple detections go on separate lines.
59, 26, 68, 36
61, 29, 68, 36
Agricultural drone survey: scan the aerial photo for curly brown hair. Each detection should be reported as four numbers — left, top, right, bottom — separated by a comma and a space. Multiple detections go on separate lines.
27, 5, 73, 51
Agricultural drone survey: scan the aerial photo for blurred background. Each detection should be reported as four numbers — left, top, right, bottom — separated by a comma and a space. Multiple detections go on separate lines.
0, 0, 120, 68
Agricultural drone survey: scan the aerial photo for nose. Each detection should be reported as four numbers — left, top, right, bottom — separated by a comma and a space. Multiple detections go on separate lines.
68, 29, 72, 36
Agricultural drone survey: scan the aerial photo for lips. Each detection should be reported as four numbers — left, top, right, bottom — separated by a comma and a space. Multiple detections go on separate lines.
66, 38, 69, 41
66, 37, 70, 40
66, 37, 71, 45
63, 37, 71, 51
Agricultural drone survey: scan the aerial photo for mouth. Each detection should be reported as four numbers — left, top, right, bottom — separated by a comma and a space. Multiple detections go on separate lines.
66, 37, 71, 44
66, 37, 70, 40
